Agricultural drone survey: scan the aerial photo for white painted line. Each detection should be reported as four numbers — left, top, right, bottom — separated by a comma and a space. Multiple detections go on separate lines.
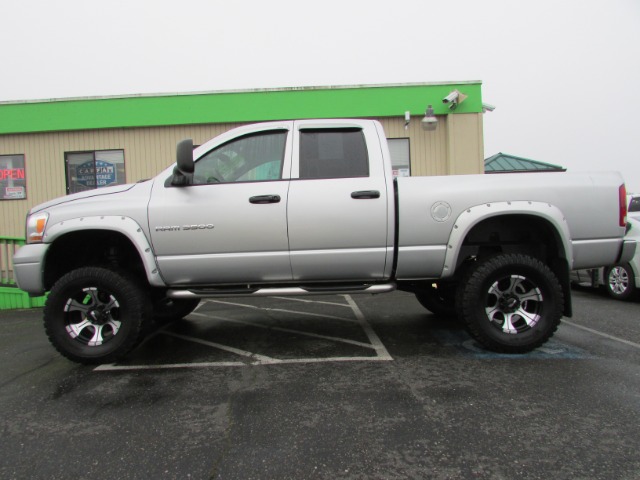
271, 296, 352, 308
162, 331, 283, 363
190, 312, 378, 350
205, 299, 358, 323
344, 295, 393, 361
563, 319, 640, 349
94, 294, 393, 372
94, 355, 391, 371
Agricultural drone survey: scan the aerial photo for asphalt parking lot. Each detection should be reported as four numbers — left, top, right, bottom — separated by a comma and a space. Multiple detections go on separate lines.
1, 288, 639, 480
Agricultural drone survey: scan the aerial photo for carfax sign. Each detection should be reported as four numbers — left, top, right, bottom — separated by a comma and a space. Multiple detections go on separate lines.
76, 160, 117, 188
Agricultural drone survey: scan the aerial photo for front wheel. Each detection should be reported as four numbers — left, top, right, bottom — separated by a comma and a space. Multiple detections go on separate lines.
456, 254, 564, 353
44, 267, 151, 364
604, 263, 636, 300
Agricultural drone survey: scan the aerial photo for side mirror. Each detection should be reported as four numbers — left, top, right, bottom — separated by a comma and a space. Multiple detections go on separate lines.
171, 139, 194, 186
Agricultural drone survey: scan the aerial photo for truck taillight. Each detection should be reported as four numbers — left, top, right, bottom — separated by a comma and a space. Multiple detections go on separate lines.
619, 184, 627, 227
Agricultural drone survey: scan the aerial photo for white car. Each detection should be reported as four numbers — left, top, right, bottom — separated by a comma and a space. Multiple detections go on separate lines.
572, 214, 640, 300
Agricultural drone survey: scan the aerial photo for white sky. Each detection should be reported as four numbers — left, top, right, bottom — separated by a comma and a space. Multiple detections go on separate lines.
2, 0, 639, 192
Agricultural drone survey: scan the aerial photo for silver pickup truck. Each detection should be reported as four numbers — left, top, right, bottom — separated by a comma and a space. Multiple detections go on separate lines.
13, 119, 636, 364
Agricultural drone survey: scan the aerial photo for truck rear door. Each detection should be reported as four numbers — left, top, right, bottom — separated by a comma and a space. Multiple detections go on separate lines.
286, 120, 394, 282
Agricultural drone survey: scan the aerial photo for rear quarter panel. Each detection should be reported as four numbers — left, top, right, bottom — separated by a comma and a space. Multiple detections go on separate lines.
395, 171, 627, 279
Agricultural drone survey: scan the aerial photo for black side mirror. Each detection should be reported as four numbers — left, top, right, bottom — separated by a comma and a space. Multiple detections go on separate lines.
171, 139, 194, 186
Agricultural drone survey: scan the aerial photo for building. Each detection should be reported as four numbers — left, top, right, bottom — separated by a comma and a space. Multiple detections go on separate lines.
0, 81, 486, 308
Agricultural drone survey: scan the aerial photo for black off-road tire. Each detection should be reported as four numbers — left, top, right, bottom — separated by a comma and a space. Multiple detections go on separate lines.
415, 282, 457, 318
603, 263, 637, 301
152, 297, 200, 325
44, 267, 151, 364
456, 254, 564, 353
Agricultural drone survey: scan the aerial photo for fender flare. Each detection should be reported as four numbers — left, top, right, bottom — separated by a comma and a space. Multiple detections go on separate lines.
44, 215, 166, 287
441, 201, 573, 278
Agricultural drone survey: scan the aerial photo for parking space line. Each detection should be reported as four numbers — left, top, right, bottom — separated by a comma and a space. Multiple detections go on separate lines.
563, 319, 640, 349
94, 355, 391, 371
94, 294, 392, 372
205, 299, 359, 323
162, 331, 283, 363
344, 295, 393, 361
190, 312, 378, 349
271, 296, 352, 308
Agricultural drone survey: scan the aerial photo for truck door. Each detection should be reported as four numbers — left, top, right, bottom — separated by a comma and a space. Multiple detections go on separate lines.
148, 125, 293, 285
286, 120, 394, 282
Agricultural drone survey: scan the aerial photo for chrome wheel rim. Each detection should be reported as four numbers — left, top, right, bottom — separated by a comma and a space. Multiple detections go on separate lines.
484, 275, 543, 334
608, 267, 630, 295
63, 287, 121, 346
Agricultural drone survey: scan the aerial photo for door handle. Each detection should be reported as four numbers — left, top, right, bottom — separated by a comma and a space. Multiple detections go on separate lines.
351, 190, 380, 199
249, 195, 281, 204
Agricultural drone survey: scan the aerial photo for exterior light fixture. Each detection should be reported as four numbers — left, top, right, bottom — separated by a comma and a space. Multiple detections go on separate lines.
421, 105, 437, 131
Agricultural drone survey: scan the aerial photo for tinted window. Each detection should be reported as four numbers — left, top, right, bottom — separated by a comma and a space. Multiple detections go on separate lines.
299, 129, 369, 179
194, 131, 287, 184
629, 196, 640, 212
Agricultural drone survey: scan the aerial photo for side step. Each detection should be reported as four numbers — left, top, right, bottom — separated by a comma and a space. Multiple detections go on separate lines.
167, 283, 396, 299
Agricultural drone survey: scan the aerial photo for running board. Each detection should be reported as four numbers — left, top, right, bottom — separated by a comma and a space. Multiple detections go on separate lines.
167, 283, 396, 299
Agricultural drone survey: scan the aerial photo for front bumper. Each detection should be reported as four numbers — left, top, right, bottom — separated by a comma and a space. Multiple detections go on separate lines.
13, 243, 49, 295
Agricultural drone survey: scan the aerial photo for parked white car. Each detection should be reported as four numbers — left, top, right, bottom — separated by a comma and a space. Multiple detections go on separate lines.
572, 214, 640, 300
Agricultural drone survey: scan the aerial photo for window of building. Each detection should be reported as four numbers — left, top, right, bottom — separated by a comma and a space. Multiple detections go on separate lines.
0, 154, 27, 200
65, 150, 126, 194
299, 129, 369, 179
387, 138, 410, 177
194, 131, 287, 184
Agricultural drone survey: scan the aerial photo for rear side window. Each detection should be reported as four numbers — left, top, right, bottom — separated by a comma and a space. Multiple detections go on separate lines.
299, 129, 369, 179
629, 196, 640, 212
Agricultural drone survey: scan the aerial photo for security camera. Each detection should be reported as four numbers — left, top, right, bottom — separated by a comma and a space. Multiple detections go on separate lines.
442, 91, 459, 104
482, 103, 496, 112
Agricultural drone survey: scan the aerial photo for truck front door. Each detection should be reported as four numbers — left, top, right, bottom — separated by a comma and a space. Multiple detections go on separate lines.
148, 126, 293, 285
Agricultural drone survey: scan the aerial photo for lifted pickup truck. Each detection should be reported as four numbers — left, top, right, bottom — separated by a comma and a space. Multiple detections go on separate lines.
13, 119, 636, 363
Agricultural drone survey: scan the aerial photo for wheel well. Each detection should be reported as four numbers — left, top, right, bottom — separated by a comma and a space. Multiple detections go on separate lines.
43, 230, 147, 291
455, 214, 572, 316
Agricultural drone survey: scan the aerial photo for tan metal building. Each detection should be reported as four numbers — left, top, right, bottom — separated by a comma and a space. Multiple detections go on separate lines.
0, 81, 485, 239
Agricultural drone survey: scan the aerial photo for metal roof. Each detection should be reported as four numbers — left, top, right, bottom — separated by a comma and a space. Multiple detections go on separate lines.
484, 153, 566, 173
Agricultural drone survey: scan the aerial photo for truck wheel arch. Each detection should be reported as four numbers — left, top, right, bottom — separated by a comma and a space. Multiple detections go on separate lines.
42, 216, 164, 290
442, 201, 572, 278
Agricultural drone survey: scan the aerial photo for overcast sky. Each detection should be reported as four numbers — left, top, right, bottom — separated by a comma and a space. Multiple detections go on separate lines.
2, 0, 639, 192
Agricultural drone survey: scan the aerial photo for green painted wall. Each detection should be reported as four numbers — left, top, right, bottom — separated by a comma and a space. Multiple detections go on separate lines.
0, 83, 483, 135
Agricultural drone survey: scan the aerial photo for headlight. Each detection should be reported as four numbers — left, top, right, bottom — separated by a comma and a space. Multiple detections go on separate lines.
26, 212, 49, 244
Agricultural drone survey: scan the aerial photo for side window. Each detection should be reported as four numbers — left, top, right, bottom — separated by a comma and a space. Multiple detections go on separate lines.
194, 130, 287, 184
387, 138, 411, 177
299, 129, 369, 179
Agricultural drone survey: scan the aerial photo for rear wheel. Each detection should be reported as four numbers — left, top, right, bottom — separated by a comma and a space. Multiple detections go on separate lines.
456, 254, 563, 353
44, 267, 150, 364
604, 263, 636, 300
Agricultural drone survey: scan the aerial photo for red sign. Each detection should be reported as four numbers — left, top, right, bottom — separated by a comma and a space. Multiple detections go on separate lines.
0, 168, 25, 180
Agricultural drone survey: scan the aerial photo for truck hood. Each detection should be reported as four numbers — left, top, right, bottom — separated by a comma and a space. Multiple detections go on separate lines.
29, 182, 144, 214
